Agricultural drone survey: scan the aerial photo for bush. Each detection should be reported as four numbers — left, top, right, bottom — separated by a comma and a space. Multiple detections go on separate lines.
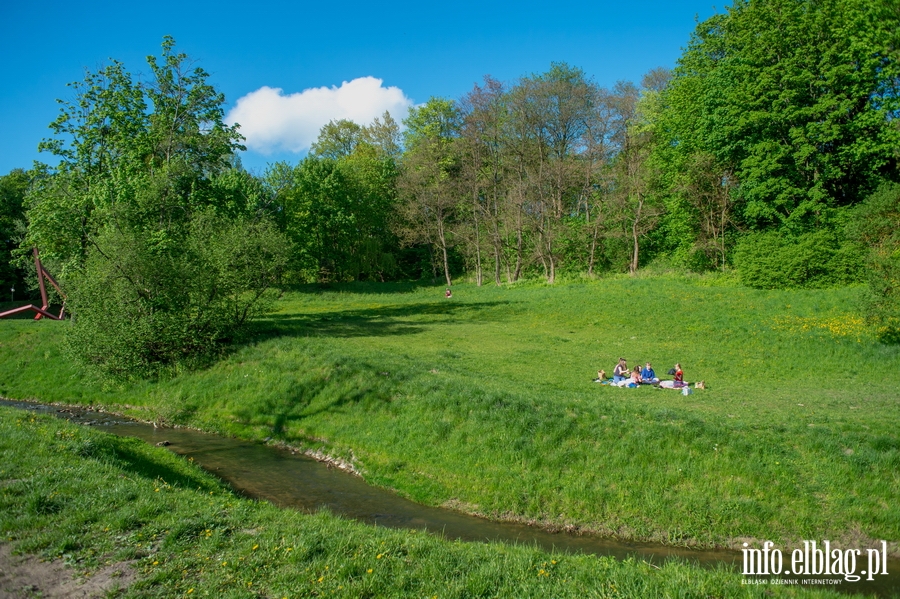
847, 182, 900, 343
65, 211, 291, 378
733, 230, 863, 289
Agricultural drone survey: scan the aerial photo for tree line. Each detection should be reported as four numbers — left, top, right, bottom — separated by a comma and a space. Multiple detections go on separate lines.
0, 0, 898, 377
261, 0, 899, 294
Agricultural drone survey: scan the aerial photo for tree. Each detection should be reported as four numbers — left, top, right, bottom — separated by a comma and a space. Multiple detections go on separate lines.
361, 111, 402, 161
679, 153, 734, 270
458, 77, 508, 286
398, 98, 462, 286
26, 37, 288, 377
0, 169, 29, 298
271, 117, 400, 283
311, 119, 363, 159
609, 81, 665, 274
660, 0, 900, 232
505, 64, 599, 283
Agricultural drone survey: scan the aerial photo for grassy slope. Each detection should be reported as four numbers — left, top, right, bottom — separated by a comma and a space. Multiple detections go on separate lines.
0, 407, 862, 598
1, 276, 898, 552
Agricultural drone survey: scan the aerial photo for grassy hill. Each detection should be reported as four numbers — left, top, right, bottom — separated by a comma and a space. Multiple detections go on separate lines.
1, 275, 898, 553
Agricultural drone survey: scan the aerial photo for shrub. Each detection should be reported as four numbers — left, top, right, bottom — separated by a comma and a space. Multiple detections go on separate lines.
733, 230, 863, 289
65, 211, 290, 378
847, 182, 900, 343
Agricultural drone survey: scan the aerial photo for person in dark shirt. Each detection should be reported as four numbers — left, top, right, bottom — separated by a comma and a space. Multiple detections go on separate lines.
613, 358, 629, 383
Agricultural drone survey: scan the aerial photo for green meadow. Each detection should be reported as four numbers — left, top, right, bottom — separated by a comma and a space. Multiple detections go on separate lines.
1, 275, 898, 557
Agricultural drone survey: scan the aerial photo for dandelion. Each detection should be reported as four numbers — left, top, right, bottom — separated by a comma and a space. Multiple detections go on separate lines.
367, 569, 373, 574
187, 589, 193, 594
376, 553, 383, 559
252, 544, 259, 550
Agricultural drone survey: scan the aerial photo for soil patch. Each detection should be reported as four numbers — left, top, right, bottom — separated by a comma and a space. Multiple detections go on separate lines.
0, 544, 136, 598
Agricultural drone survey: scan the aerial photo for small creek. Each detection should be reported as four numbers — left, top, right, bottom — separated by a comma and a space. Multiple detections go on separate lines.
3, 398, 897, 597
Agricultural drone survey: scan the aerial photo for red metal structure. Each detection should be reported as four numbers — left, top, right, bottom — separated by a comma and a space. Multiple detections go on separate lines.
0, 249, 66, 321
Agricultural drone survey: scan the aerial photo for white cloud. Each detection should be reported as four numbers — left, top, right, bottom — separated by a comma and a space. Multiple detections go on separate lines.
226, 77, 413, 155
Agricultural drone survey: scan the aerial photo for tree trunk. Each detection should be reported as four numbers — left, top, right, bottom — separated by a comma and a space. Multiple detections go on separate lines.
473, 193, 483, 286
493, 244, 502, 286
630, 196, 643, 275
442, 243, 452, 286
512, 216, 523, 282
437, 218, 452, 287
548, 249, 556, 284
588, 222, 600, 276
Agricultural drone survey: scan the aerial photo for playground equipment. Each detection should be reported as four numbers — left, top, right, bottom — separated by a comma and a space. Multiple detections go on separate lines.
0, 249, 66, 320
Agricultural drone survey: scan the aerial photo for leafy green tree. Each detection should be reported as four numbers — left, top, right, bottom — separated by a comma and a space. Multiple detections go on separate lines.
398, 98, 462, 285
458, 77, 508, 286
660, 0, 900, 232
311, 120, 364, 159
26, 37, 289, 377
504, 64, 601, 282
0, 169, 29, 298
272, 123, 399, 283
608, 79, 666, 274
361, 111, 403, 161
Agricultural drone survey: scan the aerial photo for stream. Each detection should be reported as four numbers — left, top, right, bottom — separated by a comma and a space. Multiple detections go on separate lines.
3, 398, 897, 597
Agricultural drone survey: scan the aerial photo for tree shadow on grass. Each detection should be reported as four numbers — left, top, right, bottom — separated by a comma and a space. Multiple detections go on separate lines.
261, 372, 384, 439
229, 345, 403, 438
283, 281, 434, 295
220, 299, 512, 435
246, 300, 510, 342
86, 434, 222, 493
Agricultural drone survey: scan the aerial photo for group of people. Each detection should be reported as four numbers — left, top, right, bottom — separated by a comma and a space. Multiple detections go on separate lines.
596, 358, 686, 388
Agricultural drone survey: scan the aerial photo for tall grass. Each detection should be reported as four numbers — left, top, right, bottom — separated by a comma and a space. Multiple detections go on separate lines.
0, 276, 897, 552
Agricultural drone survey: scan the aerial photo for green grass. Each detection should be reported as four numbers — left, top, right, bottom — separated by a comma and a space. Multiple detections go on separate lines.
1, 276, 898, 554
0, 406, 871, 598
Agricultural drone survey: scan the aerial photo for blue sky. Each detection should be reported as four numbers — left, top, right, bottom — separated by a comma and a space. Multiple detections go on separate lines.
1, 0, 719, 176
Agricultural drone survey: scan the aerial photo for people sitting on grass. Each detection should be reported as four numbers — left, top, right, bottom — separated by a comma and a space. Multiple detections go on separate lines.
631, 366, 643, 386
659, 363, 688, 389
598, 359, 697, 390
641, 362, 659, 384
613, 358, 629, 383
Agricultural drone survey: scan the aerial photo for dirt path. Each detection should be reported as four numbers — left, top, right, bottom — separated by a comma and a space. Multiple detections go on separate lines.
0, 544, 135, 598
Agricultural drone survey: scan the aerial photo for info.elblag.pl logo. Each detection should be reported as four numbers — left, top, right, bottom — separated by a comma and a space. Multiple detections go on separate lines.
742, 541, 890, 585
